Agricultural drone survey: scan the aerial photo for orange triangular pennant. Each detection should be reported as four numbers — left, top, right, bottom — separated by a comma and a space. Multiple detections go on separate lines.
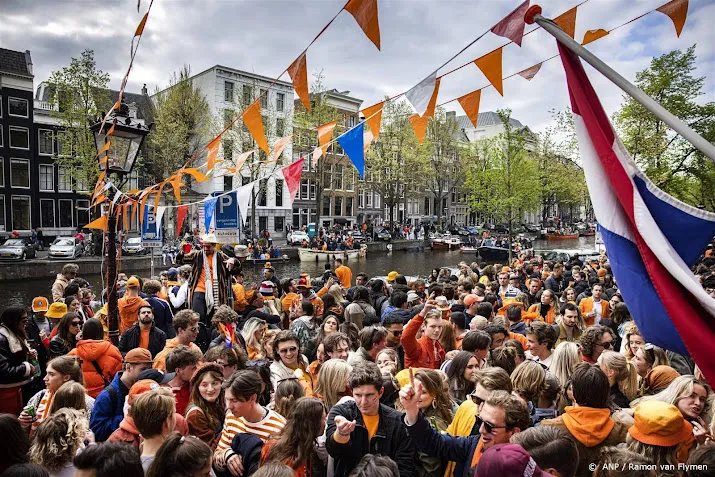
84, 215, 108, 231
206, 136, 221, 172
457, 89, 482, 127
409, 114, 430, 143
273, 135, 293, 161
154, 182, 166, 211
123, 203, 130, 232
130, 202, 138, 230
135, 12, 148, 37
422, 77, 441, 119
657, 0, 688, 37
474, 48, 504, 96
288, 53, 311, 112
582, 29, 609, 45
554, 7, 577, 39
184, 168, 209, 183
361, 101, 384, 140
95, 139, 111, 157
317, 121, 338, 158
345, 0, 381, 50
517, 63, 542, 81
106, 121, 116, 137
169, 172, 185, 203
241, 100, 270, 154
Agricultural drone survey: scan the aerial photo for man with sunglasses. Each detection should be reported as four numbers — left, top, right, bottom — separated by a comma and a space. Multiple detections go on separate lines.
579, 325, 614, 364
382, 314, 405, 366
400, 384, 529, 477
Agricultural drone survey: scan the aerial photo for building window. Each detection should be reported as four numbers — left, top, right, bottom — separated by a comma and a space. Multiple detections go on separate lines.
59, 199, 73, 228
242, 85, 252, 106
40, 199, 55, 228
224, 175, 233, 191
303, 158, 310, 172
300, 180, 309, 200
9, 127, 29, 150
75, 176, 88, 192
76, 200, 90, 227
334, 196, 342, 216
38, 129, 54, 155
258, 216, 267, 233
275, 179, 283, 207
10, 159, 30, 188
345, 169, 354, 191
346, 115, 357, 128
0, 196, 6, 231
0, 158, 4, 187
366, 192, 373, 208
310, 182, 316, 200
260, 89, 268, 109
276, 118, 285, 137
323, 196, 330, 216
358, 192, 364, 208
58, 167, 72, 192
258, 179, 267, 206
224, 81, 234, 102
39, 164, 54, 191
242, 175, 251, 186
333, 165, 343, 190
11, 196, 31, 230
346, 197, 354, 216
8, 97, 29, 118
223, 139, 233, 160
276, 93, 285, 112
223, 109, 234, 128
292, 207, 300, 227
0, 127, 3, 147
274, 216, 284, 232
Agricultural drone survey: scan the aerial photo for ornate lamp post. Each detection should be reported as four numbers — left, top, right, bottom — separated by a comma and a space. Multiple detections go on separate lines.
90, 99, 151, 345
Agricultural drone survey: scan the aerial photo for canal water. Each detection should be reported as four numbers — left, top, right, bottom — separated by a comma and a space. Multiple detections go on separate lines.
1, 237, 596, 307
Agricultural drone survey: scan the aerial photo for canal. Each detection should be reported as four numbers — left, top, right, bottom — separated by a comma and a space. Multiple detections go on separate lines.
1, 237, 596, 307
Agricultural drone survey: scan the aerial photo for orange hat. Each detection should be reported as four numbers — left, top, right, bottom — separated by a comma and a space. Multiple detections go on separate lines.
128, 379, 162, 405
387, 271, 399, 282
46, 302, 68, 319
463, 294, 481, 307
597, 269, 608, 278
628, 401, 693, 447
124, 348, 153, 364
126, 276, 140, 288
296, 275, 312, 289
32, 297, 50, 313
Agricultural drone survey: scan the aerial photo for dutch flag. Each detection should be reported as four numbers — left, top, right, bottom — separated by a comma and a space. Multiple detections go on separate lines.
558, 42, 715, 384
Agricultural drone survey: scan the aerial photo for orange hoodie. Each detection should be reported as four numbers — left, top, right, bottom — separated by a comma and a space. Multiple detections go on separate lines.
561, 406, 614, 447
68, 339, 123, 398
118, 295, 149, 333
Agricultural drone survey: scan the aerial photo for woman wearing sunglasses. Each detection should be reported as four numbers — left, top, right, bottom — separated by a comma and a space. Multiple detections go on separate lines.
269, 330, 313, 397
49, 312, 82, 358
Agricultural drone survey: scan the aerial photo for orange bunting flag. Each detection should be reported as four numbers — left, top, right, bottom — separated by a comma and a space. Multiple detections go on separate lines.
554, 7, 577, 39
657, 0, 688, 37
153, 184, 164, 212
361, 101, 384, 140
474, 48, 504, 96
206, 136, 221, 172
288, 53, 311, 112
168, 173, 185, 204
123, 203, 129, 232
184, 168, 209, 183
345, 0, 381, 50
409, 114, 430, 143
114, 92, 123, 111
235, 148, 256, 172
96, 139, 111, 157
106, 121, 116, 137
135, 12, 148, 37
241, 100, 270, 154
363, 129, 374, 152
92, 194, 107, 207
98, 156, 108, 166
273, 135, 293, 161
582, 29, 609, 45
457, 89, 482, 127
517, 63, 542, 81
131, 201, 138, 231
422, 77, 441, 120
317, 121, 338, 158
491, 0, 530, 46
84, 216, 108, 231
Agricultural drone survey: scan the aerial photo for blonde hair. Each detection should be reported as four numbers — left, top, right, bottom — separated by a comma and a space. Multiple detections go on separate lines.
624, 322, 643, 360
625, 435, 679, 474
550, 342, 581, 393
274, 378, 304, 419
131, 388, 176, 438
29, 408, 87, 471
314, 359, 352, 409
510, 361, 547, 403
242, 317, 267, 350
598, 350, 639, 401
648, 375, 712, 424
49, 381, 87, 415
328, 284, 344, 304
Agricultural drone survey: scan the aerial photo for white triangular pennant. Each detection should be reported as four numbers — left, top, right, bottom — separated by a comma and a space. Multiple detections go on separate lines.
405, 72, 437, 116
235, 181, 256, 226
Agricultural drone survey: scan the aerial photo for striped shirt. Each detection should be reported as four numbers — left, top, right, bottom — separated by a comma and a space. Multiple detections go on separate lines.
215, 407, 286, 457
31, 390, 53, 434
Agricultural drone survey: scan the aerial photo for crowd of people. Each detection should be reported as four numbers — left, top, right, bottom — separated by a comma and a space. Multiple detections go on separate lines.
1, 231, 714, 477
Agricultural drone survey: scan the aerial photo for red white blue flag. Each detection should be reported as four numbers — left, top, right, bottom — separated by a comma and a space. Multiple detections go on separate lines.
558, 42, 715, 383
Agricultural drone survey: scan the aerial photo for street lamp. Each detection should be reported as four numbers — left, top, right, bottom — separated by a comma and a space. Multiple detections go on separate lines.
90, 98, 151, 345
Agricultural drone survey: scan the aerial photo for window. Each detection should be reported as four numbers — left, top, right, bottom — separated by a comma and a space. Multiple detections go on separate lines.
224, 175, 233, 191
38, 129, 54, 155
258, 216, 267, 233
300, 180, 309, 200
58, 167, 72, 191
346, 197, 354, 216
274, 216, 284, 232
276, 93, 285, 112
39, 164, 54, 191
293, 207, 300, 227
323, 196, 330, 216
276, 118, 285, 137
11, 196, 30, 230
10, 159, 30, 188
0, 196, 5, 231
0, 127, 3, 147
366, 192, 373, 208
275, 179, 283, 207
223, 139, 233, 160
8, 97, 28, 117
333, 165, 343, 190
76, 200, 90, 227
345, 169, 354, 191
310, 182, 316, 200
224, 81, 234, 102
424, 197, 430, 215
258, 179, 267, 206
9, 127, 29, 149
242, 85, 252, 106
303, 158, 310, 172
0, 158, 4, 187
261, 116, 270, 136
358, 192, 364, 208
75, 176, 88, 192
260, 89, 268, 109
346, 115, 357, 128
223, 109, 234, 128
242, 175, 251, 186
59, 199, 73, 228
40, 199, 55, 228
334, 196, 343, 216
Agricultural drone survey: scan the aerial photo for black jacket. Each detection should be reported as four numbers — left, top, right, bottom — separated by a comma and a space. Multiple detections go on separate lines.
0, 327, 32, 387
118, 323, 167, 358
49, 336, 74, 359
326, 400, 415, 477
25, 315, 50, 372
145, 295, 176, 339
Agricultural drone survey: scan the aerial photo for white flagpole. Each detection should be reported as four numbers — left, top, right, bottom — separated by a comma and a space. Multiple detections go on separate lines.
526, 6, 715, 162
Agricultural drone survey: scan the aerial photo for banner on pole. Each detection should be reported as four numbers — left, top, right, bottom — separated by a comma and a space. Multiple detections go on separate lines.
141, 205, 163, 247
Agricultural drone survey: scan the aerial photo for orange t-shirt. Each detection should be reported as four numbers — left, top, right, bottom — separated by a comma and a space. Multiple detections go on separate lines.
139, 328, 150, 350
194, 253, 214, 294
363, 413, 379, 441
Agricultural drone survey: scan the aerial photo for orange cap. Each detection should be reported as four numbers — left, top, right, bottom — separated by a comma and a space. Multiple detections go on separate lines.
32, 297, 50, 313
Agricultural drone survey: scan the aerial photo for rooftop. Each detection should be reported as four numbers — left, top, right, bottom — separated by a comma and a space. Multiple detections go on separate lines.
455, 111, 524, 129
0, 48, 33, 78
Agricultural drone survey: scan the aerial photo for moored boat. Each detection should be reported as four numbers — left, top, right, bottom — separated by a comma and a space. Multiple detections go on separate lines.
545, 233, 579, 240
431, 234, 463, 250
477, 245, 509, 261
460, 246, 480, 254
245, 256, 290, 265
298, 246, 364, 262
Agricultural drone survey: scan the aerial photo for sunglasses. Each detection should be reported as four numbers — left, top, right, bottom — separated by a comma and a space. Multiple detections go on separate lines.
390, 330, 403, 337
600, 341, 613, 349
246, 360, 270, 368
476, 416, 509, 435
71, 321, 82, 327
278, 346, 298, 355
470, 394, 485, 406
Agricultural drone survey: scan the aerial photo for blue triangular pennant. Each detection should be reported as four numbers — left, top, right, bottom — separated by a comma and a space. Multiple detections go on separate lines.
204, 197, 217, 232
337, 122, 365, 178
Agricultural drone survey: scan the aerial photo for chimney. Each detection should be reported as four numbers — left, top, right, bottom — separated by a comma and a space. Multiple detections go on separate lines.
141, 83, 148, 95
24, 50, 33, 76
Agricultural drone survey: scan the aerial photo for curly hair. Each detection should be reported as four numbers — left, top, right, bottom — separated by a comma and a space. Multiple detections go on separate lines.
29, 408, 87, 472
579, 325, 612, 359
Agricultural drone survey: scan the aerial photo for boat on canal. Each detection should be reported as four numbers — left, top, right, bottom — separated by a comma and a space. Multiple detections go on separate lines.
244, 256, 291, 265
431, 234, 463, 250
544, 232, 579, 240
298, 246, 365, 262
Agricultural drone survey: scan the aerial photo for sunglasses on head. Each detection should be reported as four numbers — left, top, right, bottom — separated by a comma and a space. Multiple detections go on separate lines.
476, 416, 509, 435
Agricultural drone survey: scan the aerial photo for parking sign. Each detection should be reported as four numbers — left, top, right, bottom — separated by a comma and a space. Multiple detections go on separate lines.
213, 192, 240, 241
141, 206, 164, 247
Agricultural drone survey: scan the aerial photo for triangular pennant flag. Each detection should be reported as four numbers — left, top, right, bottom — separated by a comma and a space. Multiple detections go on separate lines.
344, 0, 381, 50
169, 172, 185, 203
84, 215, 108, 231
337, 122, 366, 178
288, 53, 311, 112
311, 148, 322, 169
457, 89, 482, 127
657, 0, 688, 37
408, 114, 430, 143
92, 194, 106, 207
235, 148, 256, 172
204, 197, 217, 232
272, 135, 293, 162
112, 189, 123, 205
184, 167, 209, 183
122, 203, 129, 232
153, 182, 165, 211
242, 100, 270, 154
363, 129, 374, 152
406, 72, 438, 116
138, 191, 152, 228
361, 101, 384, 140
177, 205, 188, 235
206, 136, 221, 172
235, 181, 255, 225
475, 48, 504, 96
95, 139, 111, 157
282, 158, 304, 204
106, 122, 116, 138
135, 12, 149, 36
155, 206, 166, 231
582, 29, 609, 45
131, 201, 138, 230
421, 77, 441, 119
517, 62, 542, 81
554, 7, 577, 39
491, 0, 530, 46
317, 121, 338, 157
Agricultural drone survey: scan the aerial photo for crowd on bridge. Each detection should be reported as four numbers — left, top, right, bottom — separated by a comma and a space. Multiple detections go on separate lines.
1, 231, 714, 477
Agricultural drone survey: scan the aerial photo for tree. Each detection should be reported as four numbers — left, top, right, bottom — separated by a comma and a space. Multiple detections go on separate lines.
465, 109, 540, 261
47, 49, 112, 192
614, 45, 715, 209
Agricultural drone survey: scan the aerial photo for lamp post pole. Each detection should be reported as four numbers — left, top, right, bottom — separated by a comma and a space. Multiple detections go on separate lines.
106, 206, 120, 346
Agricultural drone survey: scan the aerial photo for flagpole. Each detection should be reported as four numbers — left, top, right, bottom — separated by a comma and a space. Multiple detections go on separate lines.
525, 5, 715, 162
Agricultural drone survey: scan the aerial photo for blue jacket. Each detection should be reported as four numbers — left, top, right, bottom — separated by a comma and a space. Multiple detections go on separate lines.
90, 371, 129, 442
406, 412, 481, 477
145, 295, 175, 339
510, 321, 527, 336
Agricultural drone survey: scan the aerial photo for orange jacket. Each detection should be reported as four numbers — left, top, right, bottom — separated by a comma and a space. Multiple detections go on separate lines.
579, 297, 610, 326
118, 296, 148, 334
527, 304, 556, 325
68, 339, 123, 398
335, 265, 353, 288
401, 313, 445, 369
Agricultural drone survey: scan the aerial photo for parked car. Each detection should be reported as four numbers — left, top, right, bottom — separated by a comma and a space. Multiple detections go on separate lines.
48, 237, 83, 259
374, 228, 392, 242
347, 230, 367, 243
287, 230, 309, 245
0, 238, 37, 260
122, 237, 149, 255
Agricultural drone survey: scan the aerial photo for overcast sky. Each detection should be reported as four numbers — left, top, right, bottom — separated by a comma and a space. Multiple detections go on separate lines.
1, 0, 713, 133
